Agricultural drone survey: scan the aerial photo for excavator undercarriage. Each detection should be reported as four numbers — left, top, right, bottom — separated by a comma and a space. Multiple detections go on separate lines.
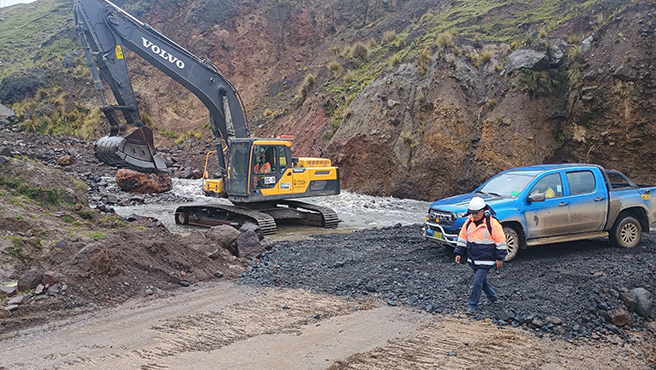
174, 200, 339, 235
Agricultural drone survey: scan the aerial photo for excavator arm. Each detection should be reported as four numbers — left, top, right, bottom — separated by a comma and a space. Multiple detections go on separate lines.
73, 0, 249, 173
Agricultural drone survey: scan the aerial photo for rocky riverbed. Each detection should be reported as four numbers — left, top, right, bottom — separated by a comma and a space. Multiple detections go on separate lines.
241, 224, 655, 344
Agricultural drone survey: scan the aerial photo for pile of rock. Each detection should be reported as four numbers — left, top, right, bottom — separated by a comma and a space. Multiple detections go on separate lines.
604, 288, 654, 327
1, 271, 63, 317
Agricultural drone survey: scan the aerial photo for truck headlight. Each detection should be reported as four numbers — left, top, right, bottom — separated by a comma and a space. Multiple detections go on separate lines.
455, 211, 468, 218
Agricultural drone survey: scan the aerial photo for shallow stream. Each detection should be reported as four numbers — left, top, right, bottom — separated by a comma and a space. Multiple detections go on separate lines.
110, 178, 432, 240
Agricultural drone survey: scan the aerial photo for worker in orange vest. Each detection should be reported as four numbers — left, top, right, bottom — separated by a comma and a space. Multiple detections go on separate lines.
254, 153, 271, 174
455, 196, 507, 314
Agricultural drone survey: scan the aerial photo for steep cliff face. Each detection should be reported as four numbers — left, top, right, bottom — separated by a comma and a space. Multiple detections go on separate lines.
3, 0, 655, 200
551, 3, 656, 183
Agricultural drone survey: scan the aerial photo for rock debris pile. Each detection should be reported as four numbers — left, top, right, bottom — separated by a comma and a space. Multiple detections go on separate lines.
241, 224, 655, 343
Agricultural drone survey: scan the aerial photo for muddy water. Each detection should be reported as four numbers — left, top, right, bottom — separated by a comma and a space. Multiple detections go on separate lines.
111, 178, 432, 240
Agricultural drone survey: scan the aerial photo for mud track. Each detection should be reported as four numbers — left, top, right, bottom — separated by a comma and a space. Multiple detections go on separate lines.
1, 281, 654, 370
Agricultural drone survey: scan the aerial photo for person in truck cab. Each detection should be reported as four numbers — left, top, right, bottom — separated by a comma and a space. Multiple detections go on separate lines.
454, 196, 507, 313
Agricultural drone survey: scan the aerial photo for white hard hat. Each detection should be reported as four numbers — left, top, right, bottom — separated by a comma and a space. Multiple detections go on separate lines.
468, 196, 486, 212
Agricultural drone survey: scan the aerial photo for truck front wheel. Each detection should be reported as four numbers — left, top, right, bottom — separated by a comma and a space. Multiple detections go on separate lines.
611, 216, 642, 248
503, 227, 521, 262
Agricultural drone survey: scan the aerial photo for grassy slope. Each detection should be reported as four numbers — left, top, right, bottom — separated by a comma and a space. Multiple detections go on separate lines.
0, 0, 74, 81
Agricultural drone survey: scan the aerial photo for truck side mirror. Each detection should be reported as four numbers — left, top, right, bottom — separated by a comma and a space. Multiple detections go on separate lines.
527, 192, 546, 203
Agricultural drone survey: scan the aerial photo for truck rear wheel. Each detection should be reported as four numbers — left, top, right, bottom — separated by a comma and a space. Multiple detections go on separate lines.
611, 216, 641, 248
503, 227, 521, 262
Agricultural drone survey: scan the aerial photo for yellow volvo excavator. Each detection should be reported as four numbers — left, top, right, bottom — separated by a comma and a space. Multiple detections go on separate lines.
73, 0, 339, 234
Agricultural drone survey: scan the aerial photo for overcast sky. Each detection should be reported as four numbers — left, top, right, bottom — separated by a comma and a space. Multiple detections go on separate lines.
0, 0, 37, 8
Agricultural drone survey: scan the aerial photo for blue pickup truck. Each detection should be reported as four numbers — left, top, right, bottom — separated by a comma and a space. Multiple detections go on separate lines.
423, 164, 656, 261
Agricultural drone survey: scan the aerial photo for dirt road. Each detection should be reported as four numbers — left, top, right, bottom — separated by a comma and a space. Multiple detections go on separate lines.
1, 280, 653, 370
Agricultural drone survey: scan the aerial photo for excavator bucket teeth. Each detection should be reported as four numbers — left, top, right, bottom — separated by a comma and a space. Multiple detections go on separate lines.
94, 127, 168, 173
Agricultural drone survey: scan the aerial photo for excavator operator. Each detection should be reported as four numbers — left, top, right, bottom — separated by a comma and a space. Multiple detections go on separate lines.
254, 153, 272, 174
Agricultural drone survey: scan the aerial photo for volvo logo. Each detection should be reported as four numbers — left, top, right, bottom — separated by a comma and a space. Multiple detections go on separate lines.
141, 37, 185, 69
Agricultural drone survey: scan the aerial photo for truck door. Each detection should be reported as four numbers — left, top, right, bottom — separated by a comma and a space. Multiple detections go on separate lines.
565, 170, 607, 233
524, 173, 570, 238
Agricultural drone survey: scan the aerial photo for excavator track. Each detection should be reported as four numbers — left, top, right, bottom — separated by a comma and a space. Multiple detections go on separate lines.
175, 204, 278, 235
277, 200, 339, 229
174, 200, 339, 235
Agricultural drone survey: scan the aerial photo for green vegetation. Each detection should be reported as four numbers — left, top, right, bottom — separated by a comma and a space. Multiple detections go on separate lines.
7, 237, 23, 257
0, 177, 66, 207
13, 87, 102, 140
298, 73, 316, 98
436, 32, 454, 49
174, 134, 188, 145
328, 61, 342, 78
76, 209, 95, 221
418, 48, 431, 76
87, 231, 105, 239
162, 129, 179, 139
351, 42, 369, 60
515, 69, 563, 96
382, 30, 397, 44
0, 0, 76, 81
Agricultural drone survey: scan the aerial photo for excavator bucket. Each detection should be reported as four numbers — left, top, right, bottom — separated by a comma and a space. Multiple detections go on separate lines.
94, 126, 168, 173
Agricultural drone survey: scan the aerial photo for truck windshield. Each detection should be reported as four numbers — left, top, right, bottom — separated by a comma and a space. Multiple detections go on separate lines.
478, 173, 535, 198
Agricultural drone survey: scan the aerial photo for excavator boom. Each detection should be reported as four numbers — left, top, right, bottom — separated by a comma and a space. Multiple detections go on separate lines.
73, 0, 249, 173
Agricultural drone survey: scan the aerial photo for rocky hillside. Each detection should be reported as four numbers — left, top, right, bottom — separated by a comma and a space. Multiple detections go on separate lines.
1, 0, 655, 200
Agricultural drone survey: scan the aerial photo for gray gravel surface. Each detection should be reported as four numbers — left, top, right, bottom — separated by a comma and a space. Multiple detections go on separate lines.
241, 224, 656, 342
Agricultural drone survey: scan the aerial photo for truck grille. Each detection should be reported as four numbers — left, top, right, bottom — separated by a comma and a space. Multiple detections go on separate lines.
428, 209, 456, 226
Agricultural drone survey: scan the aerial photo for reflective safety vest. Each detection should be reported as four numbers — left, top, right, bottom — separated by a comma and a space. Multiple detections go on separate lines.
254, 162, 271, 174
454, 214, 507, 267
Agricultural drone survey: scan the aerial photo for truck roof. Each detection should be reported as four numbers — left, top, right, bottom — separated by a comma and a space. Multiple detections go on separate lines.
503, 163, 603, 175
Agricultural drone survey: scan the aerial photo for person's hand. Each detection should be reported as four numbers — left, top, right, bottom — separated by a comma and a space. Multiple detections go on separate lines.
455, 255, 461, 264
496, 260, 503, 269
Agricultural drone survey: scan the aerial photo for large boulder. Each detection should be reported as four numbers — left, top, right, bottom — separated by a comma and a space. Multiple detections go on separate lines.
17, 270, 42, 292
0, 103, 14, 118
633, 288, 653, 318
620, 290, 638, 312
42, 271, 60, 287
62, 50, 81, 69
604, 307, 632, 327
239, 222, 263, 240
73, 243, 112, 274
234, 230, 264, 259
504, 49, 549, 74
0, 69, 46, 104
206, 225, 241, 249
116, 169, 172, 194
